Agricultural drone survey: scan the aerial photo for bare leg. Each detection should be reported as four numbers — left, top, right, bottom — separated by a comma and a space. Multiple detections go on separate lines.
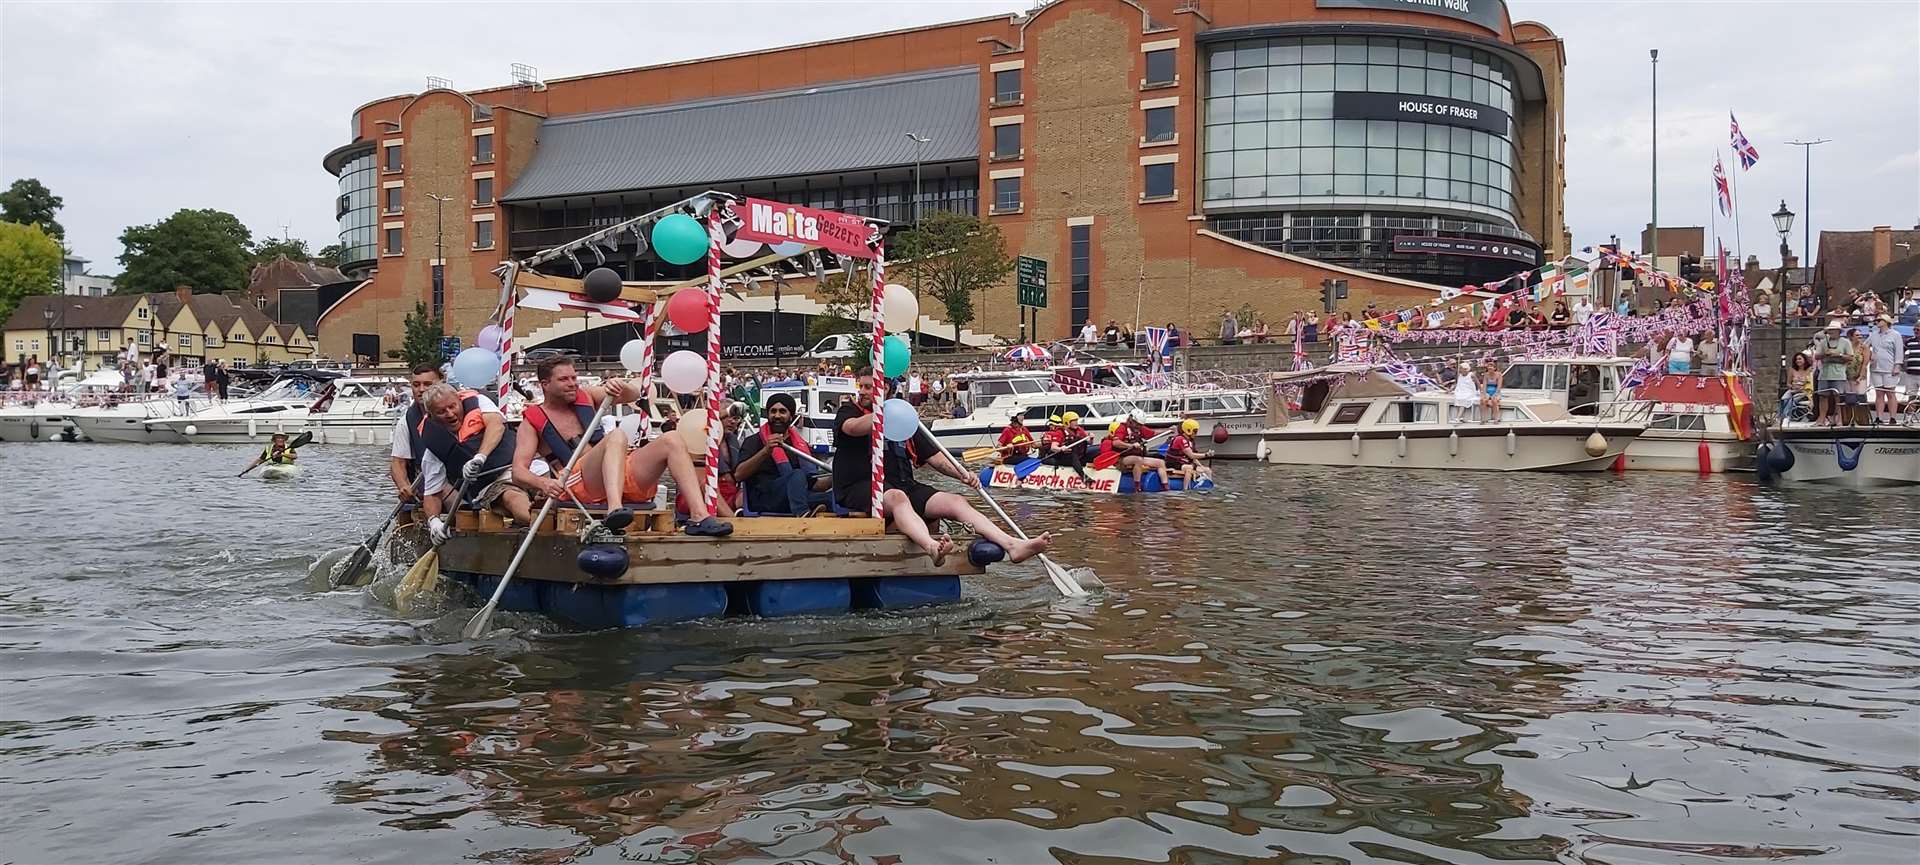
881, 489, 949, 560
493, 488, 536, 524
628, 434, 711, 521
1122, 454, 1144, 486
922, 491, 1050, 563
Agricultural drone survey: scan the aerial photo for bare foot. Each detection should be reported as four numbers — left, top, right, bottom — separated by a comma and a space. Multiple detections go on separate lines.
927, 534, 957, 566
1008, 532, 1052, 563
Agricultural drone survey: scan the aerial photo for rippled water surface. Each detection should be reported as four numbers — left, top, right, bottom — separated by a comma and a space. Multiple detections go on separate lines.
2, 443, 1917, 864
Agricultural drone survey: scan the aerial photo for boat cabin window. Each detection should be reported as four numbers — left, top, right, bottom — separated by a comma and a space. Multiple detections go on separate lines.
1300, 381, 1331, 415
1188, 396, 1227, 412
1135, 399, 1167, 413
1387, 401, 1439, 423
1328, 403, 1369, 425
1502, 364, 1546, 390
1550, 365, 1569, 391
970, 380, 1013, 405
1011, 379, 1050, 395
1498, 405, 1528, 422
1220, 395, 1246, 412
1649, 413, 1707, 431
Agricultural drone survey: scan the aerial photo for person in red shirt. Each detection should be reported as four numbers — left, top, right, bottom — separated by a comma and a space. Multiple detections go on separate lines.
1039, 410, 1092, 484
1163, 418, 1214, 488
1109, 415, 1170, 490
996, 413, 1035, 463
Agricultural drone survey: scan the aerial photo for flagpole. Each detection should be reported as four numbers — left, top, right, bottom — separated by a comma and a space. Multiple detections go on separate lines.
1709, 152, 1720, 269
1728, 140, 1745, 264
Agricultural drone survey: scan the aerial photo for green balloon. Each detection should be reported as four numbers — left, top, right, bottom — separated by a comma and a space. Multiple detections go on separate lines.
651, 213, 708, 265
882, 334, 911, 378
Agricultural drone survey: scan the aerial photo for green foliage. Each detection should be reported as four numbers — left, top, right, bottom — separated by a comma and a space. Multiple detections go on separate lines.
805, 257, 871, 343
0, 179, 64, 242
115, 208, 253, 295
893, 211, 1011, 346
315, 243, 345, 269
250, 237, 312, 264
401, 302, 445, 369
0, 222, 63, 327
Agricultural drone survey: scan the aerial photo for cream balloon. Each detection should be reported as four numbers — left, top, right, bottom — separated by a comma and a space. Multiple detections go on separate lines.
676, 408, 710, 453
722, 236, 763, 259
659, 350, 708, 395
881, 283, 919, 330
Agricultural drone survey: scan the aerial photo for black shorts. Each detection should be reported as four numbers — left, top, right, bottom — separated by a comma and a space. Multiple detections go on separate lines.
837, 480, 940, 520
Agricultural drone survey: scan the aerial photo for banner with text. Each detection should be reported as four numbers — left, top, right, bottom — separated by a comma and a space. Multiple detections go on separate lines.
1333, 91, 1509, 136
733, 198, 883, 260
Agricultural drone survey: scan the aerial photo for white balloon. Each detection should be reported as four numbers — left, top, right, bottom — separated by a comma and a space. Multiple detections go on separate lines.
618, 338, 650, 372
881, 283, 919, 329
616, 413, 645, 439
676, 408, 710, 453
722, 236, 763, 259
769, 241, 807, 257
660, 350, 708, 395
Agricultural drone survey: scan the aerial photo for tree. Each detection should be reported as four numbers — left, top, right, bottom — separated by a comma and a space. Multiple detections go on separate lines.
0, 222, 63, 328
250, 237, 312, 264
0, 179, 64, 242
315, 243, 345, 269
401, 301, 445, 369
893, 211, 1013, 348
116, 208, 252, 295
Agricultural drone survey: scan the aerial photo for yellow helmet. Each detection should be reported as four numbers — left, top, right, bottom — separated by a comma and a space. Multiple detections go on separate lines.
1062, 411, 1080, 424
1109, 420, 1123, 434
1181, 419, 1200, 434
1048, 414, 1062, 425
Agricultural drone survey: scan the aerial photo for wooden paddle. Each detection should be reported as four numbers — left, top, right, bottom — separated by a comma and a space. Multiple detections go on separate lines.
462, 396, 616, 639
240, 430, 312, 476
392, 465, 496, 611
923, 431, 1101, 597
961, 437, 1034, 464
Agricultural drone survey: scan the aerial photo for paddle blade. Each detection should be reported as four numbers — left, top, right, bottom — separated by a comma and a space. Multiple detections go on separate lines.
960, 446, 995, 463
290, 431, 314, 449
332, 545, 374, 589
1091, 451, 1120, 471
394, 550, 439, 613
461, 600, 498, 640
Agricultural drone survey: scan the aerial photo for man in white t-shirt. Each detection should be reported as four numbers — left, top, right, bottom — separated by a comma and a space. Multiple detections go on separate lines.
1571, 296, 1594, 325
906, 371, 925, 406
1079, 322, 1097, 345
389, 363, 445, 503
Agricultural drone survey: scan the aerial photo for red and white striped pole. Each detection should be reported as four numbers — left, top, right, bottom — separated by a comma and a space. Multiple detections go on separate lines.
631, 297, 664, 431
700, 209, 727, 516
493, 262, 519, 404
869, 242, 886, 523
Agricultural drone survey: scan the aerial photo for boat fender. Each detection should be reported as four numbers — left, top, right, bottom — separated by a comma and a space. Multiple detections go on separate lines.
1584, 431, 1607, 457
184, 424, 199, 437
1505, 429, 1517, 456
1696, 439, 1711, 474
968, 539, 1007, 567
27, 420, 38, 440
1350, 432, 1361, 457
1765, 441, 1795, 472
1755, 447, 1776, 482
1211, 422, 1230, 444
1447, 430, 1459, 457
576, 544, 629, 580
248, 419, 257, 438
1255, 439, 1268, 462
1395, 432, 1408, 458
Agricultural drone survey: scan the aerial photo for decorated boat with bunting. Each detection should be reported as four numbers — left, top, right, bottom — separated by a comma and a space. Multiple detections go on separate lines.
977, 458, 1215, 494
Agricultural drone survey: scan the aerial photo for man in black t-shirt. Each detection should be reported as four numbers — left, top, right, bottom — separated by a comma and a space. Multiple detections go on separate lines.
832, 378, 1052, 564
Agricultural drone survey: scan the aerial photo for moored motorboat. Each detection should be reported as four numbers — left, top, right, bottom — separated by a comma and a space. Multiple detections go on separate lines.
1758, 424, 1920, 488
1496, 356, 1757, 473
0, 399, 78, 442
140, 373, 337, 444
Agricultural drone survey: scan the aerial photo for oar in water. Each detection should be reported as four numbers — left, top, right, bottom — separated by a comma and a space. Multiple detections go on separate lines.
239, 430, 312, 476
462, 396, 616, 639
392, 464, 505, 612
921, 426, 1101, 597
332, 475, 421, 589
961, 438, 1030, 464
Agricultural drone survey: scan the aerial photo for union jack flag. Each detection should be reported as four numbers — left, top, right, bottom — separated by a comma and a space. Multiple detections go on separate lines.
1712, 156, 1732, 216
1730, 113, 1759, 170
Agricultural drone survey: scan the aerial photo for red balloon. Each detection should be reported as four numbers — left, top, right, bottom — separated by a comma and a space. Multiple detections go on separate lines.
666, 288, 712, 332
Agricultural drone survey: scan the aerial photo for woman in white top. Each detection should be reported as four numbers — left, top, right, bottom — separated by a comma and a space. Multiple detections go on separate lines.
1450, 362, 1479, 423
1666, 333, 1695, 374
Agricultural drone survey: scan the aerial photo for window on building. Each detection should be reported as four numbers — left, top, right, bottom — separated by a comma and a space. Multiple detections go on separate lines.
384, 186, 402, 214
1144, 162, 1176, 199
473, 219, 494, 250
992, 177, 1021, 212
473, 133, 493, 163
1070, 224, 1090, 332
1144, 49, 1176, 86
474, 177, 494, 206
993, 68, 1022, 103
29, 339, 40, 352
383, 143, 402, 171
137, 331, 150, 345
178, 334, 191, 349
992, 124, 1021, 160
385, 227, 403, 255
136, 306, 148, 319
1144, 106, 1175, 142
95, 329, 111, 342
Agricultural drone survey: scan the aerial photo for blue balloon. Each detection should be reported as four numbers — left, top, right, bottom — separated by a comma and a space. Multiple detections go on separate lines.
652, 213, 709, 265
881, 398, 919, 442
450, 347, 499, 389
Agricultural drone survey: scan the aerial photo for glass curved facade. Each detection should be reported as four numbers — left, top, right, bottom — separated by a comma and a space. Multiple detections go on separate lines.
1202, 35, 1519, 225
334, 149, 378, 268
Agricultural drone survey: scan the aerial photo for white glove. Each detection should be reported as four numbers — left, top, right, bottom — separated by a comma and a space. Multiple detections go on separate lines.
427, 515, 450, 545
463, 454, 487, 480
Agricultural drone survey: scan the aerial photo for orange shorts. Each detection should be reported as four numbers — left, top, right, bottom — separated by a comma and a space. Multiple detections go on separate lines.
563, 453, 658, 507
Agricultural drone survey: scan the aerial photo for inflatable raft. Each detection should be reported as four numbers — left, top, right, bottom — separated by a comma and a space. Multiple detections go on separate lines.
978, 458, 1215, 493
402, 509, 984, 630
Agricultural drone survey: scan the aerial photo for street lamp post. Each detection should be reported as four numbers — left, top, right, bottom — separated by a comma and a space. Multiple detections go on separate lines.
1772, 200, 1795, 413
427, 192, 454, 323
905, 132, 931, 352
1649, 49, 1659, 270
42, 305, 54, 378
1786, 138, 1831, 292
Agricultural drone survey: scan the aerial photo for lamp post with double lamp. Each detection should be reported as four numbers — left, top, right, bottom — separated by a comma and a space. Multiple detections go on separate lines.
427, 192, 454, 322
905, 132, 930, 352
1772, 199, 1795, 411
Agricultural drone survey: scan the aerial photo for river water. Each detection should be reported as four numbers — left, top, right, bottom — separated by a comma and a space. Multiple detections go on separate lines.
1, 443, 1916, 864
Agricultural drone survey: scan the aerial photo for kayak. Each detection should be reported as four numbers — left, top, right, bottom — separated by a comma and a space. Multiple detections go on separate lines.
260, 464, 302, 481
978, 458, 1214, 494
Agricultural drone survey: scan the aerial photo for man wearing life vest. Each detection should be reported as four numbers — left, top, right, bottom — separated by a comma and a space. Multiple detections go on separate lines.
1110, 411, 1170, 490
1038, 410, 1092, 484
996, 413, 1035, 463
242, 432, 298, 474
508, 357, 732, 537
416, 382, 534, 543
733, 392, 832, 515
1163, 418, 1214, 487
387, 363, 443, 503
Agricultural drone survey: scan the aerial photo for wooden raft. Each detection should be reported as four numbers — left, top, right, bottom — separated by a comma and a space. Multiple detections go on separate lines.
420, 511, 983, 585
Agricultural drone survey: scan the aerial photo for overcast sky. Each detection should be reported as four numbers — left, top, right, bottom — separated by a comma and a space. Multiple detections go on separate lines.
2, 1, 1914, 274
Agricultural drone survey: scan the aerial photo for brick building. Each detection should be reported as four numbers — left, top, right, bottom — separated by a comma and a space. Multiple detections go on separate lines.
318, 0, 1566, 359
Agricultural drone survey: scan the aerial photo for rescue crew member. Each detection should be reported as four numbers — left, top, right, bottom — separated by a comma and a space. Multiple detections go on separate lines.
833, 378, 1051, 564
1039, 410, 1092, 484
416, 383, 535, 543
1163, 418, 1214, 487
733, 392, 833, 515
242, 432, 298, 473
996, 412, 1035, 463
1110, 414, 1170, 490
387, 363, 443, 503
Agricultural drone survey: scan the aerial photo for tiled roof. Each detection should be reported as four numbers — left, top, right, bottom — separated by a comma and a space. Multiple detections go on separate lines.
1814, 228, 1920, 294
1, 294, 139, 331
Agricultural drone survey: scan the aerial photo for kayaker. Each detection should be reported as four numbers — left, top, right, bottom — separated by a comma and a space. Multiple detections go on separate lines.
734, 392, 832, 516
996, 413, 1035, 463
242, 433, 298, 474
416, 383, 534, 539
1164, 419, 1214, 487
833, 377, 1050, 564
1039, 410, 1092, 484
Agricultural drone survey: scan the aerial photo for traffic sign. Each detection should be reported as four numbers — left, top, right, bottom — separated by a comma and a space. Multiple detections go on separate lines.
1016, 255, 1048, 308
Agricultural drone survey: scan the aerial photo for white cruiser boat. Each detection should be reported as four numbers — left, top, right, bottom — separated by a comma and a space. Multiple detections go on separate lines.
69, 397, 208, 443
1496, 357, 1757, 473
1257, 365, 1648, 472
1760, 424, 1920, 488
0, 397, 78, 442
140, 375, 329, 444
301, 376, 409, 445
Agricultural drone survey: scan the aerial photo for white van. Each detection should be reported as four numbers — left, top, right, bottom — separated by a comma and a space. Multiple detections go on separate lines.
804, 334, 857, 359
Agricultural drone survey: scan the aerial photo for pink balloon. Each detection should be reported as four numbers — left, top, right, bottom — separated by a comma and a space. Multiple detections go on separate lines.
666, 289, 712, 332
476, 324, 506, 352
